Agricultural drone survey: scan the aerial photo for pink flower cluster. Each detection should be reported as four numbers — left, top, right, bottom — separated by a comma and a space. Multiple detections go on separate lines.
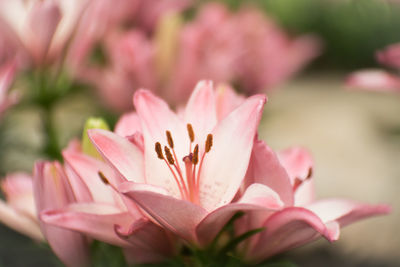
0, 81, 389, 266
84, 3, 321, 111
347, 43, 400, 92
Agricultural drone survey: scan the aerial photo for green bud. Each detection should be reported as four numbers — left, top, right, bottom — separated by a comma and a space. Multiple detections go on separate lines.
82, 117, 110, 160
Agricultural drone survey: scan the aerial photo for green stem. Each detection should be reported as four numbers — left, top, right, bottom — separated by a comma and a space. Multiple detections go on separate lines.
42, 103, 62, 161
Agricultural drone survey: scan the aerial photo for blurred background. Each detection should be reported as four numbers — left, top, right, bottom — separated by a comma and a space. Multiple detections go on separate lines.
0, 0, 399, 266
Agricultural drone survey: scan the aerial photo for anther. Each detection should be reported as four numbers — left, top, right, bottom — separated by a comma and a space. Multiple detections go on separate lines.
205, 134, 213, 153
306, 167, 313, 179
192, 145, 199, 164
187, 124, 195, 142
98, 171, 109, 185
166, 131, 174, 148
164, 146, 175, 165
155, 142, 164, 159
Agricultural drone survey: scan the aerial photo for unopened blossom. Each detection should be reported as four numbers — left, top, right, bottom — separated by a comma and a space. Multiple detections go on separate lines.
40, 118, 176, 264
88, 81, 293, 246
234, 141, 390, 263
347, 42, 400, 92
0, 172, 43, 240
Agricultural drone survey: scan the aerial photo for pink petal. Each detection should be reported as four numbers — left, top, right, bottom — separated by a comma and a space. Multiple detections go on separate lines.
247, 207, 338, 263
41, 203, 135, 247
196, 183, 283, 246
184, 80, 217, 145
133, 89, 188, 197
215, 83, 245, 121
33, 162, 90, 267
119, 182, 207, 243
117, 219, 175, 264
88, 129, 145, 183
376, 42, 400, 69
198, 94, 267, 211
26, 0, 61, 63
306, 198, 391, 227
346, 70, 400, 92
63, 150, 124, 206
278, 147, 314, 205
244, 140, 293, 206
114, 111, 142, 137
0, 200, 43, 241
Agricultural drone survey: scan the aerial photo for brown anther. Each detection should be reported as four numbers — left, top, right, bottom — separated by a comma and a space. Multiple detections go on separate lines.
166, 131, 174, 148
306, 167, 313, 179
192, 145, 199, 164
98, 171, 109, 185
187, 123, 195, 142
164, 146, 175, 164
155, 142, 164, 159
205, 134, 213, 153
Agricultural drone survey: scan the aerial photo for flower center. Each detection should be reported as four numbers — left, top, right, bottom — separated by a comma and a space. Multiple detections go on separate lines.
154, 123, 213, 203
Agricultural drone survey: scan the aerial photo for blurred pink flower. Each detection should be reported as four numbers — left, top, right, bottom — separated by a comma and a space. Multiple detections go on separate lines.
0, 172, 44, 240
347, 42, 400, 92
33, 161, 90, 267
0, 61, 18, 116
170, 3, 321, 101
83, 3, 319, 111
0, 0, 90, 66
235, 141, 390, 263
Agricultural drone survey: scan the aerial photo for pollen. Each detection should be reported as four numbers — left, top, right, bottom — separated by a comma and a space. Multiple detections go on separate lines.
166, 131, 174, 148
155, 142, 164, 159
205, 134, 213, 153
164, 146, 175, 164
192, 144, 199, 164
98, 171, 109, 185
187, 123, 195, 142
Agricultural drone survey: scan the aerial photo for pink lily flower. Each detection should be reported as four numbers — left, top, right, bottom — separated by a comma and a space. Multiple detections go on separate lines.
347, 42, 400, 92
0, 61, 19, 116
40, 139, 176, 264
0, 172, 44, 240
0, 0, 89, 66
88, 81, 291, 247
33, 161, 90, 267
238, 140, 390, 263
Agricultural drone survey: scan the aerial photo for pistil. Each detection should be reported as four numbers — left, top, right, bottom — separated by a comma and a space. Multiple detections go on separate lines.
154, 124, 213, 204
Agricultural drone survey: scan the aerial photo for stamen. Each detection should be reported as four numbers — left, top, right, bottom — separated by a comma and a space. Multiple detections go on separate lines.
98, 171, 109, 185
155, 142, 164, 159
306, 167, 313, 179
166, 131, 174, 148
192, 145, 199, 165
187, 123, 195, 142
164, 146, 175, 165
205, 134, 213, 153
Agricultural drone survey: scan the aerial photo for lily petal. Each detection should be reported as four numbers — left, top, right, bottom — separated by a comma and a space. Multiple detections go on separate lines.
245, 140, 293, 206
88, 129, 145, 183
117, 219, 175, 264
198, 94, 267, 211
184, 80, 217, 145
133, 89, 188, 197
114, 112, 142, 137
196, 183, 283, 246
306, 198, 391, 227
119, 182, 207, 243
0, 200, 43, 241
63, 150, 124, 206
215, 83, 244, 121
247, 207, 338, 263
41, 203, 135, 247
